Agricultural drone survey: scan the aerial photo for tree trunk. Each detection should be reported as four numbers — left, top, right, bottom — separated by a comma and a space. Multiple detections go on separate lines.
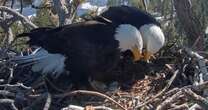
174, 0, 204, 51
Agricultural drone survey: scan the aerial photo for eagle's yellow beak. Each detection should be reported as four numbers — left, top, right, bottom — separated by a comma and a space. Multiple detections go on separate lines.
131, 46, 142, 62
143, 50, 152, 62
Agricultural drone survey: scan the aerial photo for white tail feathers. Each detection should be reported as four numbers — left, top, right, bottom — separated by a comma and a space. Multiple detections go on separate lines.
11, 48, 66, 77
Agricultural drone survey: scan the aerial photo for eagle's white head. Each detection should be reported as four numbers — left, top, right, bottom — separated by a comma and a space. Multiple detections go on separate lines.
115, 24, 165, 62
115, 24, 143, 61
139, 24, 165, 61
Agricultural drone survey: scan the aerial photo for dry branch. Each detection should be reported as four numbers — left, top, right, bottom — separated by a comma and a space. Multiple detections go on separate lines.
156, 91, 183, 110
62, 105, 84, 110
187, 81, 208, 92
62, 105, 114, 110
0, 99, 18, 110
43, 93, 52, 110
0, 90, 15, 97
0, 6, 37, 46
0, 83, 31, 90
54, 90, 127, 110
156, 81, 208, 110
182, 88, 208, 108
135, 69, 179, 109
189, 104, 203, 110
168, 104, 189, 110
0, 6, 37, 29
185, 48, 208, 82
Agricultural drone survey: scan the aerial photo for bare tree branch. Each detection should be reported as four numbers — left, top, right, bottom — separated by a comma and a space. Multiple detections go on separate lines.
0, 6, 38, 29
54, 90, 127, 110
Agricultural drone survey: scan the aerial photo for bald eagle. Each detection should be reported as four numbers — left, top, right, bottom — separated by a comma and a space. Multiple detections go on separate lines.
94, 6, 165, 61
12, 6, 165, 88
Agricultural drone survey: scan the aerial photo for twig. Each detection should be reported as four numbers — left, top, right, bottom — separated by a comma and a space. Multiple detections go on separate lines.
185, 48, 208, 82
62, 105, 84, 110
185, 81, 208, 92
11, 0, 14, 8
163, 87, 180, 97
191, 35, 202, 50
54, 90, 127, 110
0, 99, 18, 110
20, 0, 23, 14
156, 84, 208, 110
168, 103, 189, 110
7, 27, 14, 44
0, 6, 37, 29
156, 91, 183, 110
0, 90, 15, 97
182, 88, 208, 109
3, 68, 14, 98
135, 69, 179, 109
189, 104, 203, 110
142, 0, 148, 11
62, 105, 114, 110
43, 93, 52, 110
0, 83, 32, 90
93, 106, 114, 110
0, 6, 37, 46
24, 93, 48, 110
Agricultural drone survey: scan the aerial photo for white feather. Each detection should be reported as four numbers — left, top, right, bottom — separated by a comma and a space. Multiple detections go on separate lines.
114, 24, 143, 52
139, 24, 165, 54
12, 48, 66, 77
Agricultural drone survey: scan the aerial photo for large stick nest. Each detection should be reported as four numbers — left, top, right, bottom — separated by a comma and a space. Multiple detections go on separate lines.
0, 43, 208, 110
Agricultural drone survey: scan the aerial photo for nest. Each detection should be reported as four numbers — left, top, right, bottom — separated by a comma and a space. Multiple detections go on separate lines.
0, 46, 208, 110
